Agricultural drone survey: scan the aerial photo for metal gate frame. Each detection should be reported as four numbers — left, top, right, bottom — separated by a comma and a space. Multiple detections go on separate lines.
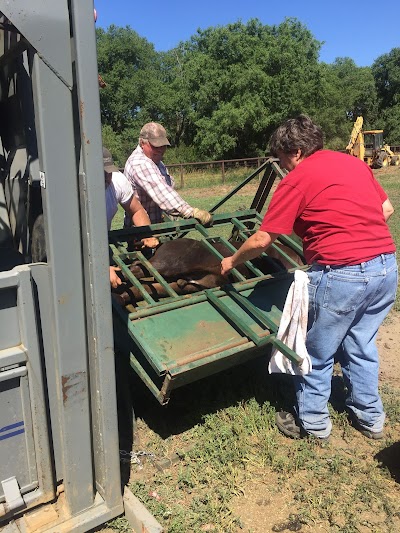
109, 204, 306, 405
0, 1, 162, 531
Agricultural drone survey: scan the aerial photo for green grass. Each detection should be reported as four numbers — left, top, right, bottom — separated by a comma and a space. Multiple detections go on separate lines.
174, 168, 254, 190
106, 166, 400, 532
120, 386, 400, 532
375, 169, 400, 310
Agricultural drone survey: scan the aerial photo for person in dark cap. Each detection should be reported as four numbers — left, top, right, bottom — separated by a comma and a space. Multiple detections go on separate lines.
103, 147, 158, 288
124, 122, 213, 226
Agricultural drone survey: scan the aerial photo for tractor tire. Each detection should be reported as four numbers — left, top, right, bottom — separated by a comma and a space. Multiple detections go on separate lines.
392, 156, 400, 166
376, 153, 389, 168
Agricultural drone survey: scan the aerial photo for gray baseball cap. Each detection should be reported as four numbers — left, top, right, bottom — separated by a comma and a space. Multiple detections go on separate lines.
139, 122, 171, 147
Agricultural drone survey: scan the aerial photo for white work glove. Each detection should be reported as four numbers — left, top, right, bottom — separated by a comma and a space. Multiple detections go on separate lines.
192, 207, 213, 227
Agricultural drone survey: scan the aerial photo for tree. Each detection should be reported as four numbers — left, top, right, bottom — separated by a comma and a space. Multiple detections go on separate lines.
96, 25, 161, 134
314, 58, 378, 149
96, 22, 398, 162
372, 48, 400, 143
172, 18, 323, 159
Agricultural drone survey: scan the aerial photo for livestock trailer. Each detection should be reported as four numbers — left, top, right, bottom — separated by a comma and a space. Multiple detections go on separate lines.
0, 1, 161, 532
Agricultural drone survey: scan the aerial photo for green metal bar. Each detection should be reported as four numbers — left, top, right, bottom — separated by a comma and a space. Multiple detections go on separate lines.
250, 162, 278, 214
108, 210, 258, 241
109, 240, 129, 255
253, 212, 305, 260
230, 217, 253, 234
127, 270, 299, 320
129, 353, 169, 405
178, 220, 212, 240
194, 225, 211, 238
215, 236, 263, 277
115, 250, 179, 299
187, 231, 262, 279
271, 160, 288, 179
228, 218, 255, 247
204, 289, 267, 346
271, 338, 304, 366
226, 219, 299, 274
277, 235, 305, 260
124, 267, 306, 321
206, 289, 303, 367
225, 286, 279, 332
113, 254, 156, 304
199, 238, 247, 282
270, 242, 301, 268
168, 339, 256, 377
209, 160, 271, 212
133, 251, 179, 298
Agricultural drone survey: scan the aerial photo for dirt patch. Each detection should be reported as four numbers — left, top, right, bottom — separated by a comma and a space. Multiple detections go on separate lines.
229, 311, 400, 533
377, 312, 400, 389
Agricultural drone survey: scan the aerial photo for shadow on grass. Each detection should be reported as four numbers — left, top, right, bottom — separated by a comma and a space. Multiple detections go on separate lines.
375, 441, 400, 483
119, 355, 356, 444
122, 352, 296, 441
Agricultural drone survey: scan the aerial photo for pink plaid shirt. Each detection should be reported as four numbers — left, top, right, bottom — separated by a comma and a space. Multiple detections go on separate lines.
124, 145, 193, 224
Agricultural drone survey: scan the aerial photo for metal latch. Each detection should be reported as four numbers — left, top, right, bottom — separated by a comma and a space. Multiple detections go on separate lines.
1, 477, 25, 512
39, 171, 46, 189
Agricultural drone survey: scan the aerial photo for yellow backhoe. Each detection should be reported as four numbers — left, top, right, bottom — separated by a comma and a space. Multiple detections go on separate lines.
346, 116, 400, 168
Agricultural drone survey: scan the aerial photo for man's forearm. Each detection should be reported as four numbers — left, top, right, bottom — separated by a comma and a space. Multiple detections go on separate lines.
221, 230, 279, 276
230, 231, 278, 268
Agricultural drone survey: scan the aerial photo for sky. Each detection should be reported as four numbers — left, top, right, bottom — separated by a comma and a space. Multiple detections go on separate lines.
94, 0, 398, 67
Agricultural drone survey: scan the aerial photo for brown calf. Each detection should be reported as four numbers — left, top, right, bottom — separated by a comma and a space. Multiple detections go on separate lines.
113, 237, 303, 306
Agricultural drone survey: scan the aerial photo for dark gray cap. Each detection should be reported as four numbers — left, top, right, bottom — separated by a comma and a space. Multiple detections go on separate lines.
103, 147, 119, 173
139, 122, 171, 147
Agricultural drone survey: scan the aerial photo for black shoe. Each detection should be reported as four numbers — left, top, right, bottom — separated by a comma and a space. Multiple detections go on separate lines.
347, 411, 384, 440
275, 411, 330, 442
352, 420, 384, 440
275, 411, 301, 439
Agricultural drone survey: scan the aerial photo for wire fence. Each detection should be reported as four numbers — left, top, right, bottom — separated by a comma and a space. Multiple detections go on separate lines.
165, 156, 269, 189
119, 156, 271, 189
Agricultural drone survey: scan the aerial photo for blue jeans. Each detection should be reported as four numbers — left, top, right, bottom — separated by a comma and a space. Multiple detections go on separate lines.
293, 253, 398, 438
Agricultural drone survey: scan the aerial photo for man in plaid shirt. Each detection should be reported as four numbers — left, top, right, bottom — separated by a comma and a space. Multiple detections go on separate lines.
124, 122, 212, 226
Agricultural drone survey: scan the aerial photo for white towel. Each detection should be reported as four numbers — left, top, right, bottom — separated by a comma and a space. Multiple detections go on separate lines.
268, 269, 312, 376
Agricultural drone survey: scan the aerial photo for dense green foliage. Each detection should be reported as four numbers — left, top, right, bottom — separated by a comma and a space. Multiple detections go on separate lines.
96, 20, 400, 165
372, 47, 400, 144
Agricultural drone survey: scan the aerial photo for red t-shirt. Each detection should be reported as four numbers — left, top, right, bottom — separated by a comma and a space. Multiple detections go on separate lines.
260, 150, 395, 265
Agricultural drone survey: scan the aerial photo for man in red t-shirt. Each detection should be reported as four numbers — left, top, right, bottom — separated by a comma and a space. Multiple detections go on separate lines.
221, 115, 397, 441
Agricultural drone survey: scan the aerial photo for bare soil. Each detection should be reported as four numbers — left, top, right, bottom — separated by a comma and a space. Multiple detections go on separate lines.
377, 312, 400, 389
229, 311, 400, 533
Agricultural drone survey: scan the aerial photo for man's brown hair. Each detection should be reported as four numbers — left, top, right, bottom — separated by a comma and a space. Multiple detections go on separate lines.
269, 114, 324, 158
